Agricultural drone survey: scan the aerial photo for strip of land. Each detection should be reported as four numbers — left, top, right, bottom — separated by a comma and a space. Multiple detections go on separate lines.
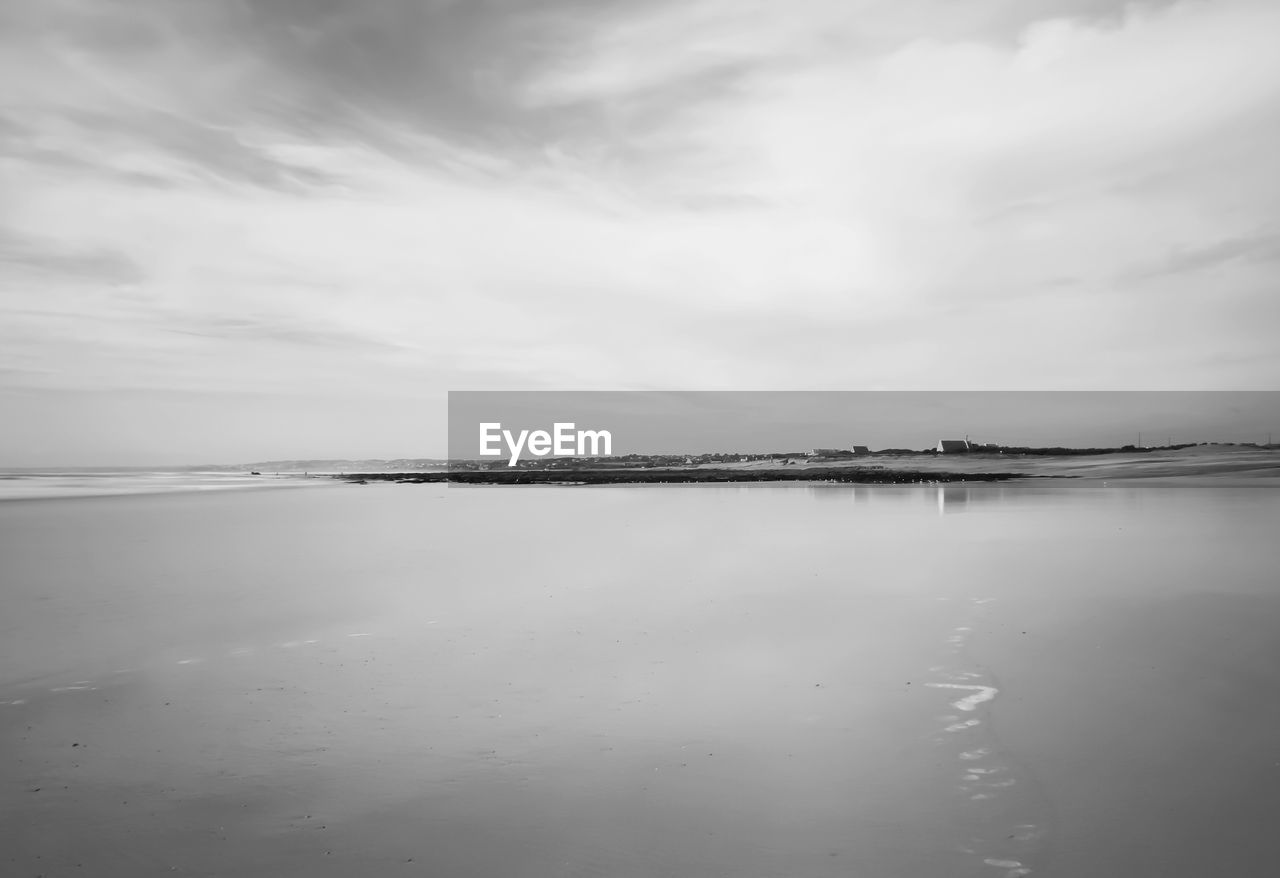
339, 467, 1024, 485
334, 445, 1280, 486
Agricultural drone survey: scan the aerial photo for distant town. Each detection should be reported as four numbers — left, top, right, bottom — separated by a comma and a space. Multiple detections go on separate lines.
198, 437, 1279, 481
447, 438, 1274, 471
200, 438, 1280, 486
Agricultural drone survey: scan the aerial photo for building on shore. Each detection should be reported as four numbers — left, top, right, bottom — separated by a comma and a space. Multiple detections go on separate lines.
937, 439, 970, 453
850, 445, 870, 455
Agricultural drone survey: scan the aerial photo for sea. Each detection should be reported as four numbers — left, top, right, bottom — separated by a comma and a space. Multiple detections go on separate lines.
2, 477, 1278, 877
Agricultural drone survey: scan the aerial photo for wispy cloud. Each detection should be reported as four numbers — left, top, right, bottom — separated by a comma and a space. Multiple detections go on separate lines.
1, 0, 1278, 462
1133, 228, 1280, 280
163, 312, 407, 354
0, 228, 144, 284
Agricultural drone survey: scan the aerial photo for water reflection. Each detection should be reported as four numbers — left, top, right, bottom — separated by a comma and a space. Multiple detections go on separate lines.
804, 483, 861, 502
933, 483, 1028, 514
804, 480, 1036, 514
802, 480, 1137, 516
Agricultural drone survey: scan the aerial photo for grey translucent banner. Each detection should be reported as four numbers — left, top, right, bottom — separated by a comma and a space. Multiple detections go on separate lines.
447, 391, 1279, 466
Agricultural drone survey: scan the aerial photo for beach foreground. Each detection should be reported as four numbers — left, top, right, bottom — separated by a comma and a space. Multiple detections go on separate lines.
2, 482, 1278, 877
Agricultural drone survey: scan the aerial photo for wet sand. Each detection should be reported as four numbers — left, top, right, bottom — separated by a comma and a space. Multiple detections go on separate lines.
968, 592, 1280, 876
3, 482, 1278, 876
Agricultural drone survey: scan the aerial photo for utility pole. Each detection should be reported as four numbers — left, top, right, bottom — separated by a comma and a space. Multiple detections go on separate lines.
1138, 431, 1142, 448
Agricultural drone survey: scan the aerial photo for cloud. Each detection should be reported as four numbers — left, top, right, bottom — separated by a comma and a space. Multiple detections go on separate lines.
164, 312, 407, 353
0, 228, 144, 284
1134, 228, 1280, 279
1, 0, 1278, 462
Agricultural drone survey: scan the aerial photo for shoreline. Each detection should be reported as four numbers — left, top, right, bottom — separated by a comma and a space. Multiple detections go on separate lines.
2, 446, 1276, 499
337, 447, 1280, 486
336, 467, 1032, 486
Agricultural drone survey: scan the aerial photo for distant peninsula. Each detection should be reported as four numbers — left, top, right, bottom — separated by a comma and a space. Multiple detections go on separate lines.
337, 466, 1021, 486
324, 443, 1279, 486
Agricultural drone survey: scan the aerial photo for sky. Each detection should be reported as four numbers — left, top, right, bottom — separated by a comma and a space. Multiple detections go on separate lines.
2, 0, 1279, 464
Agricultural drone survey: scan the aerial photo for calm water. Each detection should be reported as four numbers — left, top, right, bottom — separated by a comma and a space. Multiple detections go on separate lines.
2, 481, 1278, 877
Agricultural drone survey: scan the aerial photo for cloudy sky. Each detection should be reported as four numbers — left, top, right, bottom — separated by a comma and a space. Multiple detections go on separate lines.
2, 0, 1278, 464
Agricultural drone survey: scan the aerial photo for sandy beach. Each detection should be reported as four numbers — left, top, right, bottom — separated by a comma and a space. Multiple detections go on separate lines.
2, 480, 1277, 876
